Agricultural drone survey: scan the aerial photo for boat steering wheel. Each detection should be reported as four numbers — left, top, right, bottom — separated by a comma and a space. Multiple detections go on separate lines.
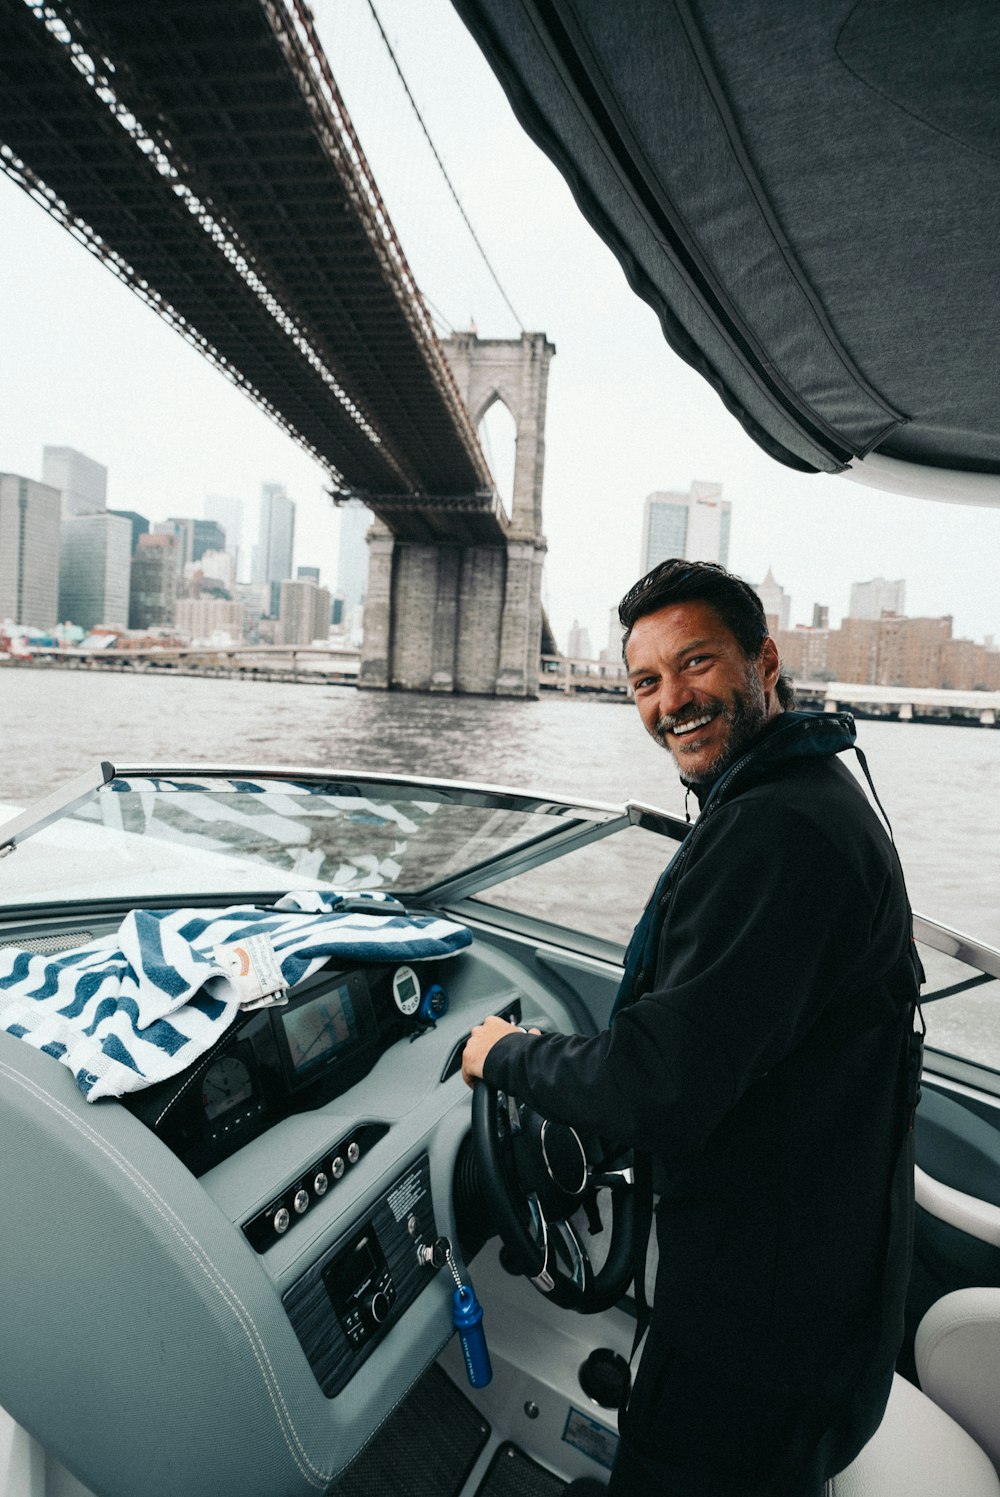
472, 1080, 637, 1312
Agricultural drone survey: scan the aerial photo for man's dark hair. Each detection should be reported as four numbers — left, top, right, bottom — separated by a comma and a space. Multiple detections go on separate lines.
619, 558, 796, 709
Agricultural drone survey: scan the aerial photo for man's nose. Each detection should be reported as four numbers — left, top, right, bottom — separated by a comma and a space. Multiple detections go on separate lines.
655, 673, 693, 724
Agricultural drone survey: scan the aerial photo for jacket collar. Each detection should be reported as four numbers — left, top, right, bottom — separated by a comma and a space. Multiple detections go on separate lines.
685, 710, 857, 810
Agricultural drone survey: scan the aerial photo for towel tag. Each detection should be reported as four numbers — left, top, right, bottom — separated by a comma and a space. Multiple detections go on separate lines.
214, 934, 289, 1009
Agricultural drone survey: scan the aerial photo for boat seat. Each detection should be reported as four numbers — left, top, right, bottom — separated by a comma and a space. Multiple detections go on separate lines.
831, 1371, 1000, 1495
915, 1286, 1000, 1473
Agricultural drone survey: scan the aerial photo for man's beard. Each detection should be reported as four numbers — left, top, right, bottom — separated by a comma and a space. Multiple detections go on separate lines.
655, 666, 768, 786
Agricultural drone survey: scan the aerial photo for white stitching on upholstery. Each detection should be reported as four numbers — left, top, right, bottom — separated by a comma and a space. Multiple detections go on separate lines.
0, 1058, 333, 1489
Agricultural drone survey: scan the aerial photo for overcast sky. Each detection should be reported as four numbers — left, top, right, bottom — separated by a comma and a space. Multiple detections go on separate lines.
1, 0, 997, 653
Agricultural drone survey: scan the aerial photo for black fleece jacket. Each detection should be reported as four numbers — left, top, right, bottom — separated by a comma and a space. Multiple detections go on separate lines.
484, 712, 917, 1405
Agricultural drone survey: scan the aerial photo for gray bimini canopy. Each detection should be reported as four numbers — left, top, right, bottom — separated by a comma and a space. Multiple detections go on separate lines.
453, 0, 1000, 493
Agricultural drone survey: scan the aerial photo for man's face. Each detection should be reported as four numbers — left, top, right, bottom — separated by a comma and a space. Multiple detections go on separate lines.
625, 600, 779, 784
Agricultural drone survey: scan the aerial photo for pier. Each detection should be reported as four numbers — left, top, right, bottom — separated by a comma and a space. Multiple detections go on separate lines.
3, 650, 999, 723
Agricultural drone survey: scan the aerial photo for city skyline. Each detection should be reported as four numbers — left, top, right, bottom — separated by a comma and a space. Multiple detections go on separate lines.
1, 0, 998, 656
5, 440, 999, 663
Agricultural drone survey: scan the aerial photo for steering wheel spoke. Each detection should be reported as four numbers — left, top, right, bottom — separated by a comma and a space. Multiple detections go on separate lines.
552, 1217, 590, 1293
472, 1080, 638, 1311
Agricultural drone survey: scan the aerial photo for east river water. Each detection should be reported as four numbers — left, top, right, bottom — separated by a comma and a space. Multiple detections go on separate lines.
2, 666, 999, 1061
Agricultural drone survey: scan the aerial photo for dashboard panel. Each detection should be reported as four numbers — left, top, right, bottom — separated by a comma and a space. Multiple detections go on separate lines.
125, 958, 457, 1176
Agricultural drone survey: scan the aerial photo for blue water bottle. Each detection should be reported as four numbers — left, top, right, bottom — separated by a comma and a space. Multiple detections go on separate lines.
452, 1283, 492, 1387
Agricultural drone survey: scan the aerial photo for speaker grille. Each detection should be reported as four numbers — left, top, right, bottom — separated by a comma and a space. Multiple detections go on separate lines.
0, 931, 92, 954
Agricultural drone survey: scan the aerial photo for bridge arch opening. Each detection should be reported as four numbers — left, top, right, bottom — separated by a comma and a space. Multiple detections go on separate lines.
476, 394, 517, 515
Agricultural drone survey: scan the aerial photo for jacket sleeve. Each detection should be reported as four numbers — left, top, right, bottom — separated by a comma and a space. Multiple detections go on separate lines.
483, 795, 893, 1161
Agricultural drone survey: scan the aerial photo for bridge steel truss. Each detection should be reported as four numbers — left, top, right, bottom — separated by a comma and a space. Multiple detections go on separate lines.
0, 0, 504, 544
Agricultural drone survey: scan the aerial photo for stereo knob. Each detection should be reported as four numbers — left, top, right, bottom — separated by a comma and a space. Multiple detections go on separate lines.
368, 1290, 391, 1325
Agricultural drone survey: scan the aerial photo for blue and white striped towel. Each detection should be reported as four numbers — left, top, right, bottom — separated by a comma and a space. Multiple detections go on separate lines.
0, 891, 471, 1101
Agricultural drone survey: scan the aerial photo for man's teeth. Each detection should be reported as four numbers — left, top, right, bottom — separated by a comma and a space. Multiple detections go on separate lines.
672, 712, 715, 736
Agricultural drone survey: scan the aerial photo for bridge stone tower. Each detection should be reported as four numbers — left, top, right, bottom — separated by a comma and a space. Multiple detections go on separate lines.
359, 330, 554, 697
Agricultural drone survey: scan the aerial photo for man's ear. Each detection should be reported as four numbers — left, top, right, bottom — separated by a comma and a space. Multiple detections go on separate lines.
758, 636, 781, 695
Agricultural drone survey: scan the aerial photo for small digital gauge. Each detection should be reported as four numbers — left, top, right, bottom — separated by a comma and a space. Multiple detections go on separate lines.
392, 965, 421, 1017
202, 1054, 253, 1122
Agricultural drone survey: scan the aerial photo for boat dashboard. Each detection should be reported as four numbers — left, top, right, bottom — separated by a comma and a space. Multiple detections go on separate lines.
0, 906, 588, 1497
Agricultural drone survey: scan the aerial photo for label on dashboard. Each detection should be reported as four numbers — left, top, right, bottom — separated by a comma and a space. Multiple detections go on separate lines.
387, 1168, 426, 1223
214, 934, 289, 1008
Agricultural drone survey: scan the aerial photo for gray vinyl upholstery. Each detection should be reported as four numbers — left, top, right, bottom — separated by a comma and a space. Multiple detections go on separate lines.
0, 1030, 457, 1497
915, 1287, 1000, 1475
832, 1372, 1000, 1496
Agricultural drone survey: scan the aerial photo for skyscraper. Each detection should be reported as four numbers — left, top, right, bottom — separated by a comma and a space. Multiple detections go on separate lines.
335, 499, 372, 617
257, 484, 295, 588
848, 577, 906, 620
0, 473, 61, 628
41, 447, 107, 518
753, 567, 791, 632
566, 619, 593, 660
107, 510, 150, 555
59, 512, 132, 629
640, 481, 731, 571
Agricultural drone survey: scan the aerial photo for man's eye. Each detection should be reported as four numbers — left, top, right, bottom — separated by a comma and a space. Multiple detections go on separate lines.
633, 675, 657, 690
685, 655, 710, 669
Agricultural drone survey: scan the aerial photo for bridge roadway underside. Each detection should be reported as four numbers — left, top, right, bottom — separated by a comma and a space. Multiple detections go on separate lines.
0, 0, 500, 545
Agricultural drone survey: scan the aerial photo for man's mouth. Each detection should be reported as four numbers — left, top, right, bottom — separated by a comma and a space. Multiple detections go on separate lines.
666, 710, 718, 738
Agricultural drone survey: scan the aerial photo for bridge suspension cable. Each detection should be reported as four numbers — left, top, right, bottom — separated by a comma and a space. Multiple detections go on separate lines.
366, 0, 525, 334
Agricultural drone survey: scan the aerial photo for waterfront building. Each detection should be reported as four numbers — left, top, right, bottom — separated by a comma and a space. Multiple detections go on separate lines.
58, 511, 132, 629
753, 567, 791, 632
826, 613, 958, 689
108, 510, 149, 555
776, 625, 830, 680
827, 618, 880, 683
129, 533, 178, 628
279, 578, 331, 646
232, 581, 271, 643
877, 614, 951, 689
175, 597, 244, 645
0, 472, 61, 628
640, 481, 731, 571
849, 576, 906, 620
41, 446, 107, 518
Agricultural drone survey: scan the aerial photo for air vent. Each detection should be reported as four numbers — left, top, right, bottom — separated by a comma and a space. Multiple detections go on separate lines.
0, 931, 92, 955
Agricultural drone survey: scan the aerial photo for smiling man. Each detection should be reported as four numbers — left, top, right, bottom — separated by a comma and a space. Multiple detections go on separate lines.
463, 559, 922, 1497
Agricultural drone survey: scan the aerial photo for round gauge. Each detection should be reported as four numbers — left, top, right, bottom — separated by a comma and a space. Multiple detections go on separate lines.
392, 965, 422, 1017
201, 1054, 253, 1122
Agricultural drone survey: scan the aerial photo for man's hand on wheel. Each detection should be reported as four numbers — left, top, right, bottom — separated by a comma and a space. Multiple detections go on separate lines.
461, 1015, 539, 1088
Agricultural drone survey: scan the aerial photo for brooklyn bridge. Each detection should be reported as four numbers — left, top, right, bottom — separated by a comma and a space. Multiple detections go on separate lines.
0, 0, 554, 695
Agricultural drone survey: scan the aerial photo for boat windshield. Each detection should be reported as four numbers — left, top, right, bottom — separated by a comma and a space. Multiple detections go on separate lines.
0, 766, 629, 910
